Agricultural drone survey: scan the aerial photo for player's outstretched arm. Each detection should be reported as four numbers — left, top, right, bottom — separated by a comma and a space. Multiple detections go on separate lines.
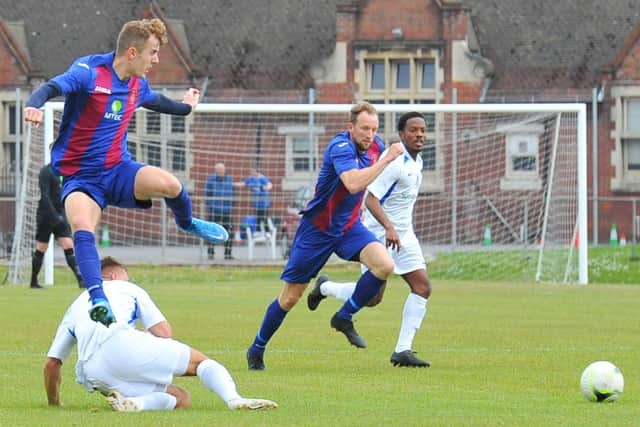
24, 81, 63, 128
142, 90, 198, 116
340, 143, 404, 194
44, 357, 63, 406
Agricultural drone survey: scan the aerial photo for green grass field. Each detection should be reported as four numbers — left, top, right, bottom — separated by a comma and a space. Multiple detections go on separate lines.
0, 264, 639, 426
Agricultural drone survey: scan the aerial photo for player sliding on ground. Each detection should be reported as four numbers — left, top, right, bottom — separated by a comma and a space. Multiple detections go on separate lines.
24, 18, 227, 326
44, 257, 277, 412
308, 112, 432, 368
246, 102, 404, 370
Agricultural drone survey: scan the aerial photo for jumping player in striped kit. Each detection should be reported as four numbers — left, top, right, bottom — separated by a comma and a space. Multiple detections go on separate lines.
24, 19, 227, 327
246, 102, 404, 370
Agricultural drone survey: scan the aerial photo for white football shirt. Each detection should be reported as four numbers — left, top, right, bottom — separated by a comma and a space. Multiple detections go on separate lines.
362, 143, 422, 236
47, 280, 166, 364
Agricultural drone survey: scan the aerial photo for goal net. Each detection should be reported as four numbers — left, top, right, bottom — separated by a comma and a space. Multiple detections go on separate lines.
9, 102, 587, 285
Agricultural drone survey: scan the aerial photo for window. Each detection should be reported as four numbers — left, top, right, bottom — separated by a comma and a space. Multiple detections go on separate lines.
626, 140, 640, 170
2, 103, 21, 191
278, 125, 324, 190
367, 60, 385, 91
359, 54, 438, 139
508, 135, 538, 175
168, 140, 186, 172
393, 61, 410, 90
291, 136, 316, 172
146, 112, 161, 134
358, 50, 441, 191
624, 99, 640, 172
8, 104, 20, 135
418, 61, 436, 89
171, 116, 185, 133
125, 110, 192, 179
611, 89, 640, 190
144, 141, 161, 167
3, 102, 22, 137
500, 132, 542, 191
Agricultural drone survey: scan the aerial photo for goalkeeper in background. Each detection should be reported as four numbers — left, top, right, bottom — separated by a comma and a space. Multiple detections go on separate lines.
307, 112, 432, 368
246, 102, 404, 370
23, 18, 227, 326
30, 164, 84, 289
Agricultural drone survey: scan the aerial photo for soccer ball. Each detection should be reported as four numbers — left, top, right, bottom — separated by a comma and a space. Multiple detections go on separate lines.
580, 361, 624, 402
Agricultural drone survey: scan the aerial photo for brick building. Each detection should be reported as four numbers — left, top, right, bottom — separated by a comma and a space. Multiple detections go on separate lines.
1, 0, 639, 245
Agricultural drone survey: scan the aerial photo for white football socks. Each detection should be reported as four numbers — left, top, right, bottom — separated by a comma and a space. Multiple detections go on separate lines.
321, 280, 357, 302
394, 292, 427, 353
129, 392, 177, 411
196, 359, 241, 404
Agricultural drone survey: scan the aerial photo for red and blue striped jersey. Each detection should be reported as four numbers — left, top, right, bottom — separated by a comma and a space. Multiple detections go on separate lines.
49, 51, 158, 176
302, 131, 385, 236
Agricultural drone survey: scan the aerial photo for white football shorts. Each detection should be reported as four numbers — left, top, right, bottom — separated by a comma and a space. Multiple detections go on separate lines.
77, 326, 191, 397
362, 229, 426, 276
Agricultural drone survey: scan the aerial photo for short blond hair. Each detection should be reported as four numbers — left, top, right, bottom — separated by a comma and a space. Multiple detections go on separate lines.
116, 18, 167, 55
350, 101, 377, 124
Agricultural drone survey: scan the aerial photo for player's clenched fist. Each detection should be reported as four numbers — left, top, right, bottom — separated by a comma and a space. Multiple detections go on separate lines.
385, 141, 405, 162
24, 107, 44, 128
182, 88, 200, 110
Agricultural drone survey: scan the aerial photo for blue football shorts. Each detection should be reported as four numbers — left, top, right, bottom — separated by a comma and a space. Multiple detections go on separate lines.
61, 160, 152, 210
280, 217, 378, 284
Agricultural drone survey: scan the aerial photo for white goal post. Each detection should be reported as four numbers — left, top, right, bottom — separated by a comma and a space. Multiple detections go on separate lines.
10, 101, 587, 285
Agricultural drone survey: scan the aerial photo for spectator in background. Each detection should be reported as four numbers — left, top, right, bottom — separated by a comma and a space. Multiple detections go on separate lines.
204, 163, 236, 260
30, 164, 84, 289
240, 168, 272, 232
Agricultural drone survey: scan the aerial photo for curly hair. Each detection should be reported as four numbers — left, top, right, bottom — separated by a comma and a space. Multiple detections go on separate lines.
397, 112, 425, 132
116, 18, 167, 55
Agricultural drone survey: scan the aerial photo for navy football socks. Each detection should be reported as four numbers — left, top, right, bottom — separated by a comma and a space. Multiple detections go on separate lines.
74, 230, 106, 302
336, 270, 385, 320
250, 299, 288, 355
164, 186, 193, 230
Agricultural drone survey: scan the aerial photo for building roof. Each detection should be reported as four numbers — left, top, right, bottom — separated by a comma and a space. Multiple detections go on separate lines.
470, 0, 640, 99
0, 0, 337, 89
1, 0, 638, 98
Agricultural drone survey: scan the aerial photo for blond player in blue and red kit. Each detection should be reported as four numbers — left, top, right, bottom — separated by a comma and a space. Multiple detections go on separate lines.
246, 102, 404, 370
307, 112, 433, 368
24, 18, 227, 327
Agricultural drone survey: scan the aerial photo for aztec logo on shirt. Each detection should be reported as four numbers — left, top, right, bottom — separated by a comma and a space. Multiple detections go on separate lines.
104, 99, 123, 121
